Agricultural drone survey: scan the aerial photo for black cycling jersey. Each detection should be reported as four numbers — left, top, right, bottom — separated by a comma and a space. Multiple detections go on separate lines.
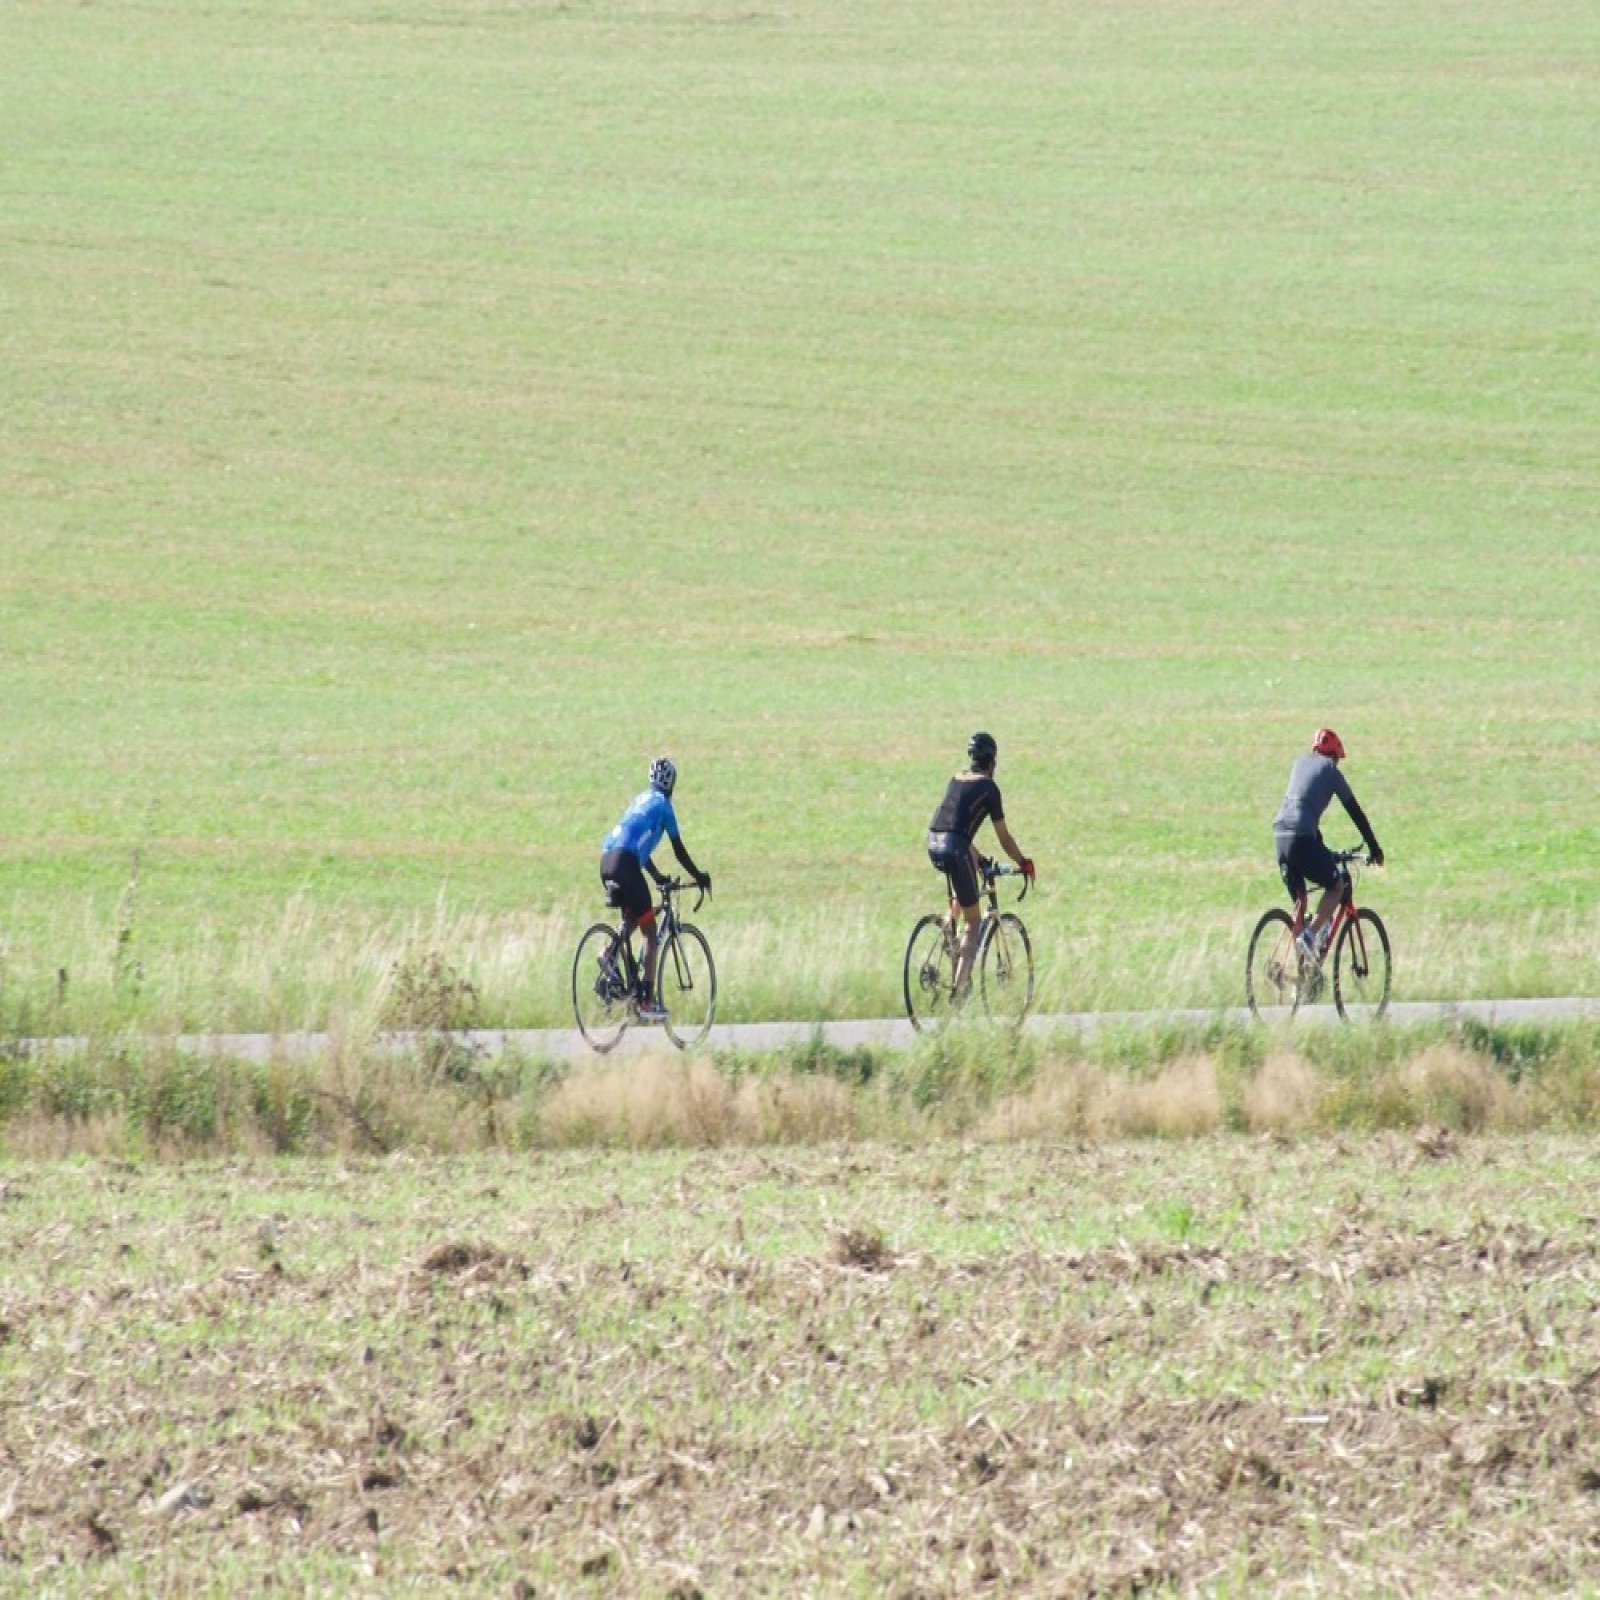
929, 773, 1004, 842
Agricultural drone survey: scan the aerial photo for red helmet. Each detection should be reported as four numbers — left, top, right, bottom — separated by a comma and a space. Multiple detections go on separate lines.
1312, 727, 1346, 760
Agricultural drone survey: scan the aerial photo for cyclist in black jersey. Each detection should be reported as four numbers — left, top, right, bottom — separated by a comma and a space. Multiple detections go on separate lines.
926, 731, 1035, 1001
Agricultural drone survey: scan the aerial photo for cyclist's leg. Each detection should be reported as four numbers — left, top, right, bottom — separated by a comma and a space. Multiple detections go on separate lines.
1288, 836, 1343, 945
601, 849, 656, 993
947, 847, 984, 996
637, 907, 661, 993
928, 835, 981, 996
1276, 840, 1309, 933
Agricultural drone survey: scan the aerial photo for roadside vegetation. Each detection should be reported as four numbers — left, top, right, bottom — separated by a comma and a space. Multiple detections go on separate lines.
4, 1016, 1599, 1160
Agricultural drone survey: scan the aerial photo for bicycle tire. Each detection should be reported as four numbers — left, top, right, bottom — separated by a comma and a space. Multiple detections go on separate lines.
573, 923, 629, 1053
979, 913, 1034, 1025
658, 923, 717, 1050
1334, 908, 1391, 1022
1246, 908, 1304, 1021
904, 913, 958, 1032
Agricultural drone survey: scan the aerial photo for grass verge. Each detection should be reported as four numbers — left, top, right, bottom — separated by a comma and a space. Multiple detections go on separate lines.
5, 1019, 1599, 1160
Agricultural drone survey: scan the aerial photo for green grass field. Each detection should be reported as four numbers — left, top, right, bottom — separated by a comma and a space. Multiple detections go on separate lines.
3, 0, 1597, 1033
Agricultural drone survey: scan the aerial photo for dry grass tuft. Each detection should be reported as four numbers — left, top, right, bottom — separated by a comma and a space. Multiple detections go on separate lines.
535, 1055, 873, 1149
1243, 1052, 1321, 1134
1390, 1045, 1523, 1133
1089, 1057, 1222, 1139
980, 1057, 1222, 1140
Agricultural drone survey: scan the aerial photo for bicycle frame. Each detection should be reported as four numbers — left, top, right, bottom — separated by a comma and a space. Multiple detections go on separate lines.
945, 856, 1029, 913
606, 879, 698, 984
942, 863, 1029, 971
906, 859, 1034, 1029
1291, 851, 1370, 968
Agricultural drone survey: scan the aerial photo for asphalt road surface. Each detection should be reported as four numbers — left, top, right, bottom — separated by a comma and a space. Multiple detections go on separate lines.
23, 997, 1599, 1065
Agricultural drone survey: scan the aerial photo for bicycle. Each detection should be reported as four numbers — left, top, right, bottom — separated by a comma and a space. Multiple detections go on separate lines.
903, 860, 1034, 1031
571, 878, 717, 1053
1245, 848, 1391, 1022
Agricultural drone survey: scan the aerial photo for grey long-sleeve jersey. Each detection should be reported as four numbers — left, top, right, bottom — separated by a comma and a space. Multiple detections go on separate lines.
1272, 753, 1380, 853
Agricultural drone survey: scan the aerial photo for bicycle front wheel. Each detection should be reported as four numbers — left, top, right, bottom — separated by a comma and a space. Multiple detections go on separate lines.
658, 924, 717, 1049
904, 913, 958, 1032
573, 923, 629, 1054
1246, 908, 1303, 1021
979, 913, 1034, 1025
1334, 908, 1391, 1022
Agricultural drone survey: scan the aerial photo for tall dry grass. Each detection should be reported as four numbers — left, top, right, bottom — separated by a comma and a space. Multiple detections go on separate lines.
4, 894, 1599, 1039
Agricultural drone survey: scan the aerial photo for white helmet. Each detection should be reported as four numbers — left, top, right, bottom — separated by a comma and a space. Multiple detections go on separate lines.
648, 756, 677, 796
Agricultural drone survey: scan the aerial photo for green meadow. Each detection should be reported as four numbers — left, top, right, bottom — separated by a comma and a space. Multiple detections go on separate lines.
3, 0, 1596, 1032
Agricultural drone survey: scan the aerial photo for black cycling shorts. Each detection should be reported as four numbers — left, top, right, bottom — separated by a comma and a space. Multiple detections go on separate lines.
600, 849, 652, 920
928, 830, 980, 909
1276, 832, 1349, 906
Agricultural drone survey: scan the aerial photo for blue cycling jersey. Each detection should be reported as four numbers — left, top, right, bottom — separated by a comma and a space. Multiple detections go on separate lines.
602, 789, 680, 863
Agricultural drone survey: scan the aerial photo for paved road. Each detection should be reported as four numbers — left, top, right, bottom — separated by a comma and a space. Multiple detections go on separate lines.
21, 996, 1600, 1065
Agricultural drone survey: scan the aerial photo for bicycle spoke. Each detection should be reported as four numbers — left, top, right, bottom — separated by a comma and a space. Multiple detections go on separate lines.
659, 924, 717, 1049
904, 914, 958, 1031
1334, 909, 1391, 1021
572, 923, 630, 1053
1246, 909, 1302, 1020
979, 913, 1033, 1025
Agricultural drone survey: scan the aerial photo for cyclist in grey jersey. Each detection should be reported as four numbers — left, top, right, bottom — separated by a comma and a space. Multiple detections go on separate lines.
1273, 728, 1384, 958
927, 731, 1035, 1001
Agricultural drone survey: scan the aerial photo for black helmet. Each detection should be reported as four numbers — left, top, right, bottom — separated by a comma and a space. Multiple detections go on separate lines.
967, 731, 997, 771
648, 755, 677, 796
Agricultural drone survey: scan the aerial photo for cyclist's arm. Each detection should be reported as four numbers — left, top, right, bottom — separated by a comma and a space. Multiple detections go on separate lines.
669, 834, 710, 889
1334, 777, 1382, 861
991, 818, 1030, 871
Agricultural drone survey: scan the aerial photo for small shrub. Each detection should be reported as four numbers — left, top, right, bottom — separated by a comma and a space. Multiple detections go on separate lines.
382, 952, 480, 1034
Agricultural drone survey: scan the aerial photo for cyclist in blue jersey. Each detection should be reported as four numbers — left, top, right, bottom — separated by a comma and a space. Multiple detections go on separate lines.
599, 756, 711, 1021
1273, 728, 1384, 962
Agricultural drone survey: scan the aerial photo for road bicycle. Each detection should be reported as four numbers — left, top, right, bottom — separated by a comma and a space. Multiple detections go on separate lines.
571, 878, 717, 1053
903, 860, 1034, 1031
1245, 848, 1391, 1022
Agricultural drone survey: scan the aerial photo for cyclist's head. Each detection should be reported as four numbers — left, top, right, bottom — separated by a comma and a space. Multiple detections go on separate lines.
648, 756, 677, 796
967, 731, 998, 773
1312, 727, 1346, 762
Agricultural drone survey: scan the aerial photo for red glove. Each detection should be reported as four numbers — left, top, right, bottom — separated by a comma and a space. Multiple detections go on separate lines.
1020, 857, 1036, 881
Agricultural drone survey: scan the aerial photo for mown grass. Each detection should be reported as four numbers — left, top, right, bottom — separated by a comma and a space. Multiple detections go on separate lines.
2, 1139, 1597, 1594
2, 0, 1598, 1030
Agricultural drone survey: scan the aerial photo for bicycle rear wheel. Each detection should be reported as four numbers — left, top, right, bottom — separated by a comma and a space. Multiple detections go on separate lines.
573, 923, 630, 1053
1333, 908, 1391, 1021
1246, 908, 1304, 1021
904, 913, 958, 1032
979, 913, 1034, 1025
657, 923, 717, 1049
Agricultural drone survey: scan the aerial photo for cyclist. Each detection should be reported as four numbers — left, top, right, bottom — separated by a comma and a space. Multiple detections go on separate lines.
1273, 728, 1385, 961
926, 731, 1035, 1002
599, 757, 711, 1022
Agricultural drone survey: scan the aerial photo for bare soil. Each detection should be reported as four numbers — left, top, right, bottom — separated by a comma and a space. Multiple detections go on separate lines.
1, 1138, 1597, 1595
